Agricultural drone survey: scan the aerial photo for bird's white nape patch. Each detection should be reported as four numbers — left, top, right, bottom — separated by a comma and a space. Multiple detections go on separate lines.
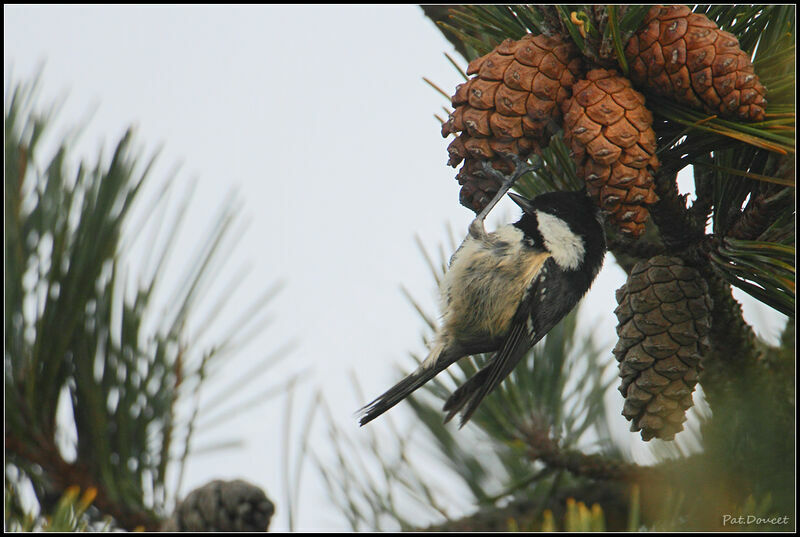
535, 210, 585, 270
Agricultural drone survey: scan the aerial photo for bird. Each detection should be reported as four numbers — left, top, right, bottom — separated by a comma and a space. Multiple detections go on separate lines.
358, 184, 606, 428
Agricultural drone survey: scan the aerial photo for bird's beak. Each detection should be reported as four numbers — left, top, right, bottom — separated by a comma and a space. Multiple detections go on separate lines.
508, 192, 535, 214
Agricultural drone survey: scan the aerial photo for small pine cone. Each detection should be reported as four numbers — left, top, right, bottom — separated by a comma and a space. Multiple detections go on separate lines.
161, 479, 275, 532
625, 5, 767, 122
453, 156, 520, 212
442, 33, 584, 212
613, 256, 712, 441
562, 68, 660, 238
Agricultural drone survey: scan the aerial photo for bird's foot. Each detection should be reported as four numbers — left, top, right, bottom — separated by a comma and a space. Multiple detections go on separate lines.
468, 155, 540, 239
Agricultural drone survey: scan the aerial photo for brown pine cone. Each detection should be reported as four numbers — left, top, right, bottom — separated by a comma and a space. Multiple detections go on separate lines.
613, 256, 712, 441
442, 33, 584, 212
161, 479, 275, 532
561, 68, 660, 238
625, 5, 767, 121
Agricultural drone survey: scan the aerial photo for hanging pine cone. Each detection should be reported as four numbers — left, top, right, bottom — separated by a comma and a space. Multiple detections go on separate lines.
625, 5, 767, 122
613, 256, 712, 441
442, 33, 584, 212
561, 68, 660, 238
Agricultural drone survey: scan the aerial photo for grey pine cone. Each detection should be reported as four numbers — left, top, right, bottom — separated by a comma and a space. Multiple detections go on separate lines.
161, 479, 275, 532
613, 255, 712, 441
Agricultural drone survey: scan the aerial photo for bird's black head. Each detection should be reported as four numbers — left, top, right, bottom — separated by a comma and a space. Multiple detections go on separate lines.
510, 190, 606, 273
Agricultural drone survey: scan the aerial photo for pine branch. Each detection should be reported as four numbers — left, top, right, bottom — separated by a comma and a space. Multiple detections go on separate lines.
6, 432, 159, 531
727, 187, 794, 241
688, 164, 715, 234
518, 425, 642, 483
420, 481, 633, 532
648, 169, 706, 252
697, 262, 759, 372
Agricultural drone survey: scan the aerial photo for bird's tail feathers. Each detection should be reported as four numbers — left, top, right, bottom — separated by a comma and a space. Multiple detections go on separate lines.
357, 342, 458, 426
442, 365, 491, 426
443, 332, 528, 427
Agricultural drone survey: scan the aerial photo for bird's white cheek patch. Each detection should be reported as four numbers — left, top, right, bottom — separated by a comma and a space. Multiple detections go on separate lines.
535, 211, 585, 270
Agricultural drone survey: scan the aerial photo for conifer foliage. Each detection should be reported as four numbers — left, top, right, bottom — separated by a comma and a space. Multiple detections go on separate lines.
4, 77, 281, 531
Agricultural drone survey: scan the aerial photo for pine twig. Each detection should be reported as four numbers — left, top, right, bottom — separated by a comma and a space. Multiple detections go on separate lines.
727, 187, 794, 240
515, 417, 643, 482
648, 169, 705, 252
5, 433, 160, 531
688, 164, 715, 233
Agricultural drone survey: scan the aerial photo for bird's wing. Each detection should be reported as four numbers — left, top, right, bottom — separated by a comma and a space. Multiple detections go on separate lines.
444, 257, 571, 426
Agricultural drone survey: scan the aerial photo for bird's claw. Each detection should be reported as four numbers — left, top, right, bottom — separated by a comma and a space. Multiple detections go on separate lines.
475, 160, 503, 182
468, 217, 487, 239
470, 155, 540, 233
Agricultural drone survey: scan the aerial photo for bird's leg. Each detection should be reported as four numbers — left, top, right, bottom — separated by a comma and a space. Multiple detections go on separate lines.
468, 155, 540, 239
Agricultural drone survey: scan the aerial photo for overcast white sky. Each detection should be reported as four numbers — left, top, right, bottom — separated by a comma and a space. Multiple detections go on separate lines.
4, 5, 788, 532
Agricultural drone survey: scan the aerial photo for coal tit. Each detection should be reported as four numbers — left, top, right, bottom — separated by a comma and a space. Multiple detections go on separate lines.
358, 188, 606, 427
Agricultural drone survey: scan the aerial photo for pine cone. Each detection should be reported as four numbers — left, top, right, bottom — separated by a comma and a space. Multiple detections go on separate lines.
613, 256, 712, 441
442, 33, 584, 212
161, 479, 275, 532
625, 5, 767, 122
561, 68, 660, 238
